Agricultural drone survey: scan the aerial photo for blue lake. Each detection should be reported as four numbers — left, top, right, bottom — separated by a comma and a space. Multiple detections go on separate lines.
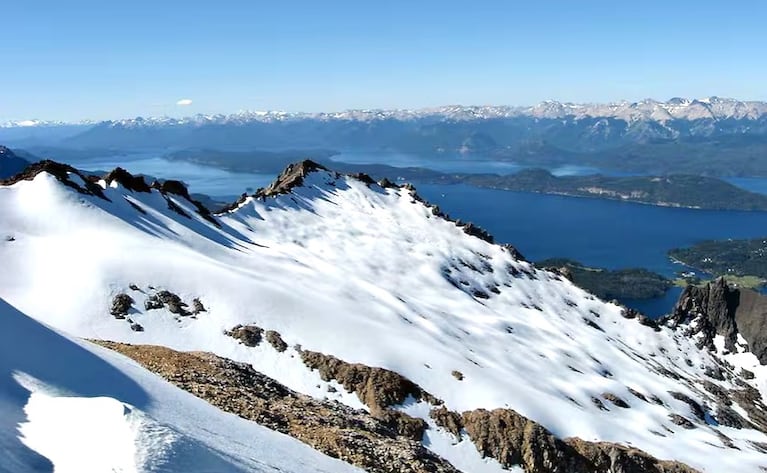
65, 151, 767, 318
330, 151, 612, 177
66, 153, 276, 199
415, 184, 767, 317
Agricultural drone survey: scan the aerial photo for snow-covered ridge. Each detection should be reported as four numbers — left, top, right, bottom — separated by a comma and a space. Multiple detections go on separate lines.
0, 119, 94, 129
2, 161, 767, 471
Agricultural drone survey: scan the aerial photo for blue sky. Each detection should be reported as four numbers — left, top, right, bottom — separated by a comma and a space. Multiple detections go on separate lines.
1, 0, 766, 121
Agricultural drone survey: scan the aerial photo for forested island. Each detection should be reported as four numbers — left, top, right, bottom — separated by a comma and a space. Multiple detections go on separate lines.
535, 258, 672, 300
162, 149, 767, 212
669, 237, 767, 289
442, 169, 767, 211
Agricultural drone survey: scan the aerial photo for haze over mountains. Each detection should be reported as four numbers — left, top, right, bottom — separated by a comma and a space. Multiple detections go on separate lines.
1, 96, 764, 146
4, 97, 767, 177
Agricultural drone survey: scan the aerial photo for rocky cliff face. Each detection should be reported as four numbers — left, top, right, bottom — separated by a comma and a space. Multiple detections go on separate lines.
669, 277, 767, 363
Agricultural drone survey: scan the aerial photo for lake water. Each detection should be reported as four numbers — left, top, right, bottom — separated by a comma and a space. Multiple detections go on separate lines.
65, 151, 767, 318
330, 151, 612, 176
415, 184, 767, 316
66, 152, 276, 200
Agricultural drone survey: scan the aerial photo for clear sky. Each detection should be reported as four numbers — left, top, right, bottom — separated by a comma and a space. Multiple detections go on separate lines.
2, 0, 766, 122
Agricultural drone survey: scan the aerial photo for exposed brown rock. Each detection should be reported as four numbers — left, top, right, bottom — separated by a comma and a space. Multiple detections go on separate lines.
102, 167, 151, 192
215, 192, 250, 214
669, 278, 767, 364
0, 159, 108, 200
265, 330, 288, 352
627, 387, 648, 402
566, 438, 699, 473
348, 172, 376, 185
225, 324, 263, 347
669, 414, 696, 430
430, 406, 463, 439
95, 342, 458, 473
451, 370, 464, 381
191, 298, 206, 314
110, 293, 134, 318
256, 160, 330, 198
144, 290, 191, 316
375, 410, 428, 441
731, 385, 767, 433
378, 177, 397, 188
461, 408, 699, 473
668, 392, 706, 421
299, 349, 442, 414
150, 179, 220, 226
602, 392, 630, 408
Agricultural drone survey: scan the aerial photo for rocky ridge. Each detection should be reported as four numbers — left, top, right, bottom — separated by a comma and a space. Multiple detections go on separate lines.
96, 341, 702, 473
668, 277, 767, 363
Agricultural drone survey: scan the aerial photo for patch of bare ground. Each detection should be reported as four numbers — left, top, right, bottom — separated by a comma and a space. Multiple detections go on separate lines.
94, 341, 459, 473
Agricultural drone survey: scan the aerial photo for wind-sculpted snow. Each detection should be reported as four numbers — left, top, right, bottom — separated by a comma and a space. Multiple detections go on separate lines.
0, 298, 363, 473
1, 162, 767, 471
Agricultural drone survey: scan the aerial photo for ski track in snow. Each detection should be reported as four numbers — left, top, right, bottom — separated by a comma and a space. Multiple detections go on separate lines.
1, 168, 767, 471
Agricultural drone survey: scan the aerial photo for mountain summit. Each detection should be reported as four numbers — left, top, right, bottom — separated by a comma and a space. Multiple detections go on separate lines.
1, 160, 767, 471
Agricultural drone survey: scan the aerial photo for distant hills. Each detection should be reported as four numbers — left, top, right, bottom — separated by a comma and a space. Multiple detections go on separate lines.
0, 146, 30, 179
5, 97, 767, 176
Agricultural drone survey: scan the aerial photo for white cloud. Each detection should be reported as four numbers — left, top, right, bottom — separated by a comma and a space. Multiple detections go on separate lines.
176, 99, 193, 106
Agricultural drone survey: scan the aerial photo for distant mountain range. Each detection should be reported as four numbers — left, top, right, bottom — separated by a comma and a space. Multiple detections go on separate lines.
7, 96, 766, 128
5, 97, 767, 176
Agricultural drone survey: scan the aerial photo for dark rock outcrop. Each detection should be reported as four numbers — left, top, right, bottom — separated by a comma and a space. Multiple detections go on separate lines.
669, 414, 696, 430
0, 159, 108, 200
668, 277, 767, 363
256, 160, 330, 198
460, 408, 698, 473
668, 392, 706, 421
602, 392, 630, 408
265, 330, 288, 352
299, 350, 441, 414
191, 298, 206, 314
110, 293, 134, 318
430, 406, 463, 439
225, 324, 263, 347
150, 178, 219, 226
144, 290, 191, 315
102, 167, 151, 192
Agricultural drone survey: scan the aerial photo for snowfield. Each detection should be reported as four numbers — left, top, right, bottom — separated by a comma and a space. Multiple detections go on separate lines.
0, 298, 363, 473
1, 164, 767, 471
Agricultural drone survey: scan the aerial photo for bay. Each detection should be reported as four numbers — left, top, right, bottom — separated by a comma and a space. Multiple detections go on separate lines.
415, 184, 767, 317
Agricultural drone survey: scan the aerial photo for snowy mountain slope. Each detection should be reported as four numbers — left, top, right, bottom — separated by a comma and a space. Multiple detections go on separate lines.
1, 161, 767, 471
0, 297, 363, 473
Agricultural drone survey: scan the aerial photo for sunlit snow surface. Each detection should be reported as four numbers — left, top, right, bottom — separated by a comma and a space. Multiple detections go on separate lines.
1, 169, 767, 471
0, 298, 363, 473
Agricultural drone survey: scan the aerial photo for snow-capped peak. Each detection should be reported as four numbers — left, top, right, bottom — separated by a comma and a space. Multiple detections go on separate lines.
7, 97, 765, 131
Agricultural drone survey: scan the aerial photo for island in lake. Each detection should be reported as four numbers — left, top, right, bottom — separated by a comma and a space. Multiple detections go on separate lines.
161, 148, 767, 212
669, 237, 767, 289
535, 258, 672, 300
